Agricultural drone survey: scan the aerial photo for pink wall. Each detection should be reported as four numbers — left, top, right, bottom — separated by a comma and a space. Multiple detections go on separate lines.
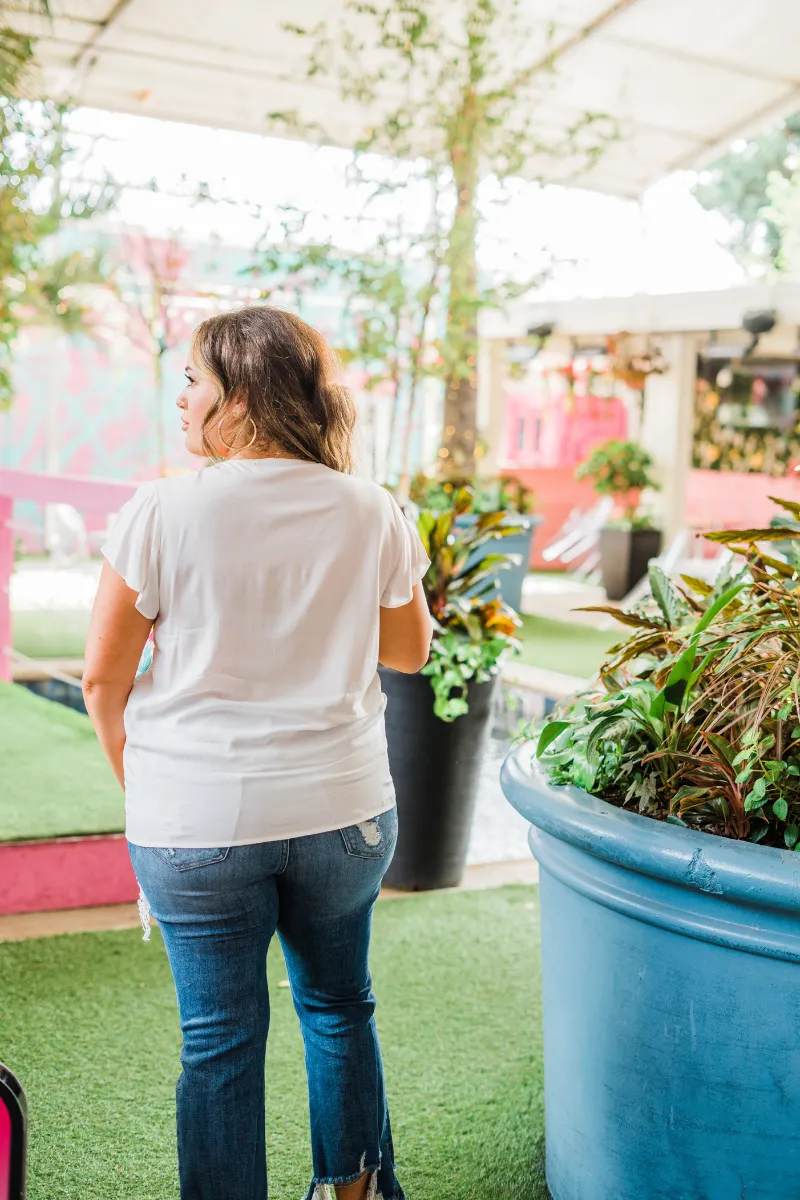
504, 467, 598, 568
506, 466, 800, 569
686, 468, 800, 530
504, 388, 628, 470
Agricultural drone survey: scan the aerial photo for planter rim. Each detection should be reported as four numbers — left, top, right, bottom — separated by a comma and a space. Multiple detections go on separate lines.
502, 743, 800, 915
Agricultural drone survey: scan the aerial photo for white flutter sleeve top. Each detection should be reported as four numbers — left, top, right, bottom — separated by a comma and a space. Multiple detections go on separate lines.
102, 459, 430, 847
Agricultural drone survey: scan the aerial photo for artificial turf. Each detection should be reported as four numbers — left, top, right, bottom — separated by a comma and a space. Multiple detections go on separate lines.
12, 609, 91, 660
0, 885, 546, 1200
0, 682, 123, 842
516, 614, 618, 679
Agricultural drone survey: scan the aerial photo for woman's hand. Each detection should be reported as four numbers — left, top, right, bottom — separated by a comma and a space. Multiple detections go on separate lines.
83, 561, 153, 790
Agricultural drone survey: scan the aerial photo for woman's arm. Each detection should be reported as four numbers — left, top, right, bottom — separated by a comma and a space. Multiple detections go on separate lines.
379, 584, 433, 674
83, 561, 153, 789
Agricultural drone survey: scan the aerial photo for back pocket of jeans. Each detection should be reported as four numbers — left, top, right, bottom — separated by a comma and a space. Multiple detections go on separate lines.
340, 808, 398, 860
149, 847, 230, 871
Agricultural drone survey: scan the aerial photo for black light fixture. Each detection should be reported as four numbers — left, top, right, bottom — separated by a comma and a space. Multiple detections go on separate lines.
741, 308, 777, 355
505, 322, 554, 364
700, 309, 777, 363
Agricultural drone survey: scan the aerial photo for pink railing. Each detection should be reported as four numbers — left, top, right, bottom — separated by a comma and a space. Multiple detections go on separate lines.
0, 469, 139, 683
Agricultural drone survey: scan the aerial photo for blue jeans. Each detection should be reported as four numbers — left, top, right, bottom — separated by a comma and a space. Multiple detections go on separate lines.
129, 807, 404, 1200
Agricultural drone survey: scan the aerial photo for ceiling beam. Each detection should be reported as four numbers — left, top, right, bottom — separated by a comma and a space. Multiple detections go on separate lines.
71, 0, 138, 75
522, 0, 646, 77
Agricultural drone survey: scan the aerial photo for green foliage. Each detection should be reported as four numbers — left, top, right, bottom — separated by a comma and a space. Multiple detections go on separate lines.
692, 111, 800, 271
532, 505, 800, 850
414, 488, 522, 720
0, 96, 115, 407
575, 439, 659, 521
693, 374, 800, 476
407, 471, 535, 514
576, 439, 658, 496
273, 0, 616, 478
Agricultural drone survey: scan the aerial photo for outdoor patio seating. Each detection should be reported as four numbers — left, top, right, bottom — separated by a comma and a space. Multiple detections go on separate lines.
540, 497, 614, 569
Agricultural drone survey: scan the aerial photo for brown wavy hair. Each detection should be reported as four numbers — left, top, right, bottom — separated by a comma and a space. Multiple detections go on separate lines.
191, 306, 357, 473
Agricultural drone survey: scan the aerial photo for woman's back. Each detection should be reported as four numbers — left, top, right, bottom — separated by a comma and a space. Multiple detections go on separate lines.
107, 458, 424, 847
83, 305, 428, 1200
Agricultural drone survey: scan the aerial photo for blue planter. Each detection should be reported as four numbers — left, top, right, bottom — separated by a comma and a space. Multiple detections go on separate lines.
455, 514, 542, 612
501, 746, 800, 1200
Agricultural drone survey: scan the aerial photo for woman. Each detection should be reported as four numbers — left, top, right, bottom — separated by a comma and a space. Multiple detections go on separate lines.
83, 306, 432, 1200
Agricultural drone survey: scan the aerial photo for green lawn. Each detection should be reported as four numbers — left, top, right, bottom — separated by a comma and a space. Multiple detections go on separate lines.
0, 885, 546, 1200
517, 614, 619, 679
0, 682, 123, 841
12, 609, 90, 659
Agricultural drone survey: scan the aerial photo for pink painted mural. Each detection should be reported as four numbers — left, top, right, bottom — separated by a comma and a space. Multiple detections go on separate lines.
502, 370, 629, 470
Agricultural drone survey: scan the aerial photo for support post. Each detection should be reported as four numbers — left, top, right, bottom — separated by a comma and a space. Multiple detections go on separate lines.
639, 333, 698, 548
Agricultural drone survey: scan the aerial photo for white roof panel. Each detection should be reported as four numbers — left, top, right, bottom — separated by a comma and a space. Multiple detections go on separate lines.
15, 0, 800, 197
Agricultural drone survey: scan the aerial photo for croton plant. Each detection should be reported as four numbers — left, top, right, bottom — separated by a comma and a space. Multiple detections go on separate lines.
414, 488, 523, 721
535, 498, 800, 850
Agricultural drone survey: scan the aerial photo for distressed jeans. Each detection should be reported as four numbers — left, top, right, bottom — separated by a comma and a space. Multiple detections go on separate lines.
129, 806, 404, 1200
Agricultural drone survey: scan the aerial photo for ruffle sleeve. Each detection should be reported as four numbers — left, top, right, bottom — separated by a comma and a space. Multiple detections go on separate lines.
102, 483, 161, 621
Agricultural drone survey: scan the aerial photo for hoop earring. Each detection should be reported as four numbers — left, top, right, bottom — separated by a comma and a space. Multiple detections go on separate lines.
217, 416, 258, 455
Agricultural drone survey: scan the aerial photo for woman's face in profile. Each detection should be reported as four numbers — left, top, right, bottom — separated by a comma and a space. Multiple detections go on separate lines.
178, 360, 226, 457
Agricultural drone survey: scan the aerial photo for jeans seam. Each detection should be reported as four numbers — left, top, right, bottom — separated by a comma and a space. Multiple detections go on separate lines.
277, 839, 290, 874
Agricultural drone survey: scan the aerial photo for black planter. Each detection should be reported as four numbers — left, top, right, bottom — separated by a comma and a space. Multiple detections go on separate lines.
599, 527, 662, 601
380, 667, 497, 890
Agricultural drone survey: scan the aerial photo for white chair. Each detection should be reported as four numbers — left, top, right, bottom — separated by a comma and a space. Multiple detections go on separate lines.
540, 497, 614, 565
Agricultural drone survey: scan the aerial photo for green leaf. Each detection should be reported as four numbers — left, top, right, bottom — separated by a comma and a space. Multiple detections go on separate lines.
773, 797, 789, 822
536, 720, 571, 757
660, 642, 698, 708
649, 564, 687, 628
586, 716, 635, 762
679, 574, 713, 597
704, 528, 797, 544
574, 606, 665, 631
703, 732, 737, 766
785, 823, 799, 849
768, 495, 800, 522
691, 582, 745, 639
663, 678, 688, 706
744, 778, 768, 811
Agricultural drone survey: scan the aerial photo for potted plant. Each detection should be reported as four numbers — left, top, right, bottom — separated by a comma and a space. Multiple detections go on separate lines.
575, 439, 661, 599
382, 488, 522, 890
404, 473, 541, 611
501, 503, 800, 1199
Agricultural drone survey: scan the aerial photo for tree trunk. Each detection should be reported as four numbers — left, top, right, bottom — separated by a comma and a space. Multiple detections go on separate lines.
441, 112, 479, 482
